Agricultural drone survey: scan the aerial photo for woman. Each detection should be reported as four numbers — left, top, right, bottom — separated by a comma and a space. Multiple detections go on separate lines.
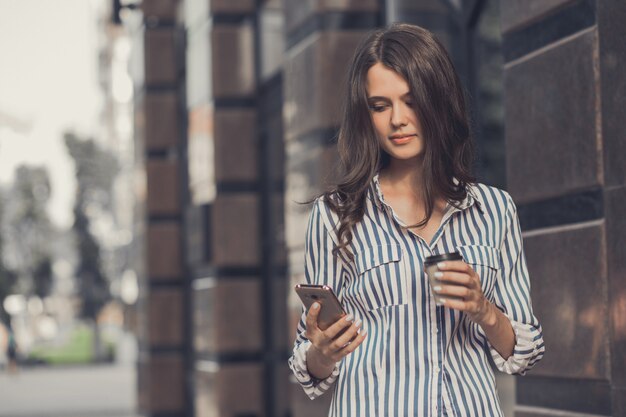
288, 23, 545, 417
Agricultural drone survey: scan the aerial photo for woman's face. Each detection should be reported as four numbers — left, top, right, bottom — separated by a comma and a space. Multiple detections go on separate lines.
366, 62, 424, 163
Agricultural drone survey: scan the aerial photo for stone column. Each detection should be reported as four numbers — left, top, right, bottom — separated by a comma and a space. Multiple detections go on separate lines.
184, 1, 268, 417
500, 1, 626, 416
597, 1, 626, 413
135, 1, 189, 416
283, 1, 381, 416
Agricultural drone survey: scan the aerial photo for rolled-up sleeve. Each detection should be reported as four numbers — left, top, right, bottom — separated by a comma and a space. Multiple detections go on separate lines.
288, 198, 345, 399
489, 193, 545, 375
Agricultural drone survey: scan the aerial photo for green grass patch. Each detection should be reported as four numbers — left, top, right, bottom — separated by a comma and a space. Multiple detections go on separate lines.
28, 325, 114, 365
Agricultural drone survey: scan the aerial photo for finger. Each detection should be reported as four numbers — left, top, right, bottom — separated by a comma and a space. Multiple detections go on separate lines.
439, 297, 469, 312
338, 329, 368, 355
437, 260, 474, 274
323, 313, 355, 339
433, 271, 472, 287
305, 302, 322, 336
433, 284, 472, 300
331, 319, 363, 350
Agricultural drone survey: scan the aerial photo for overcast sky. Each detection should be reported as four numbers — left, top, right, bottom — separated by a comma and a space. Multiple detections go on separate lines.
0, 0, 103, 228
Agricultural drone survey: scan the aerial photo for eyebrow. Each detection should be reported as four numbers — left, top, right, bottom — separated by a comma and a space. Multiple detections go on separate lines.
367, 92, 413, 101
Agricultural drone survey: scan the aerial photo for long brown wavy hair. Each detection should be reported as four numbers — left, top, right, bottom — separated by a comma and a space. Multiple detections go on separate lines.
320, 23, 476, 259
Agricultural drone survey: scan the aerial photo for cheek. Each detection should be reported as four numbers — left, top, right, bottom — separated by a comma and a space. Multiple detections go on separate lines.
371, 113, 388, 138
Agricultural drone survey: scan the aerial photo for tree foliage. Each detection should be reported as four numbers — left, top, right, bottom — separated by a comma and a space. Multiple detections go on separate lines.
1, 165, 55, 299
65, 133, 119, 212
65, 132, 119, 321
0, 191, 17, 323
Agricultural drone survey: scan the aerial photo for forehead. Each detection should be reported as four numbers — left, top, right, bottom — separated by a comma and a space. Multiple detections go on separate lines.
366, 62, 410, 97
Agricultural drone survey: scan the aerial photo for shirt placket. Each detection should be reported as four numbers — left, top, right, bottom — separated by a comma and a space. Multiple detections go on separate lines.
373, 177, 472, 416
385, 208, 444, 415
434, 273, 445, 416
431, 207, 463, 416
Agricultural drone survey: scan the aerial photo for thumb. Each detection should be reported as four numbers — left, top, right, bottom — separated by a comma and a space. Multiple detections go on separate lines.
305, 302, 322, 331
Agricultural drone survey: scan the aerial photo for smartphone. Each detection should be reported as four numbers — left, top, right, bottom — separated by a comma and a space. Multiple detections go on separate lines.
295, 284, 346, 330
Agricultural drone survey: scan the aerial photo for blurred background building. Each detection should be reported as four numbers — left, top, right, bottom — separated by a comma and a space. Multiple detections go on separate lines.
1, 0, 625, 416
125, 0, 626, 416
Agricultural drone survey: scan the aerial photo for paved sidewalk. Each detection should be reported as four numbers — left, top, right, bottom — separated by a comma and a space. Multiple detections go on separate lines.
0, 364, 137, 417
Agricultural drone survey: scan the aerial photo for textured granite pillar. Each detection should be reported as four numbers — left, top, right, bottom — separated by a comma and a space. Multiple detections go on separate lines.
283, 1, 381, 415
500, 0, 626, 415
598, 1, 626, 414
184, 1, 272, 416
135, 0, 189, 416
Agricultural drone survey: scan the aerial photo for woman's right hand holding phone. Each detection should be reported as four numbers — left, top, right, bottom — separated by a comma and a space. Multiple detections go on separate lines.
305, 302, 367, 379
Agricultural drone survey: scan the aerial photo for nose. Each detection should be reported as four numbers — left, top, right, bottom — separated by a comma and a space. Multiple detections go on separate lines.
390, 103, 408, 127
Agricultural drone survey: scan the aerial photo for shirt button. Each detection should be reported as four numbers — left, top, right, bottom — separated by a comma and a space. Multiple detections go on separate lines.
434, 366, 440, 373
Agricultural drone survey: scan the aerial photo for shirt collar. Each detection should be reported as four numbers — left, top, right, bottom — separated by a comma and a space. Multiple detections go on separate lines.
369, 172, 478, 213
370, 173, 387, 210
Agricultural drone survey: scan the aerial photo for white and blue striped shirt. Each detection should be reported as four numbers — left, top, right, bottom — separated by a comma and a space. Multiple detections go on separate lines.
289, 174, 545, 417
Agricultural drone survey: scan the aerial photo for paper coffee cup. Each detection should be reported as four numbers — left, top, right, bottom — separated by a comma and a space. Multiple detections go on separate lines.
424, 252, 463, 306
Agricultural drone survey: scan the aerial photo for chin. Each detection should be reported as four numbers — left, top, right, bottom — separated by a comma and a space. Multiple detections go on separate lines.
386, 150, 424, 161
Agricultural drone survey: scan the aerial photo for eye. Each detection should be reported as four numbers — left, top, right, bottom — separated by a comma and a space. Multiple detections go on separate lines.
369, 104, 387, 113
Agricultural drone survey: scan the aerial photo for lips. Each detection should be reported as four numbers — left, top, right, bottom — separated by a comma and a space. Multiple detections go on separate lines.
389, 134, 415, 144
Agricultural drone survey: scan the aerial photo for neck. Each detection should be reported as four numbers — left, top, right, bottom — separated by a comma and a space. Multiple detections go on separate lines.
380, 156, 425, 192
379, 156, 446, 211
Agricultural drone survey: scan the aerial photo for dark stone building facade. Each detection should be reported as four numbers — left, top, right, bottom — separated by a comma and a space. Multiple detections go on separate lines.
128, 0, 626, 416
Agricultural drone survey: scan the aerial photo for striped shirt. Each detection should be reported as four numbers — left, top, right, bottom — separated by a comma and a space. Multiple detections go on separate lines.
289, 174, 545, 417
